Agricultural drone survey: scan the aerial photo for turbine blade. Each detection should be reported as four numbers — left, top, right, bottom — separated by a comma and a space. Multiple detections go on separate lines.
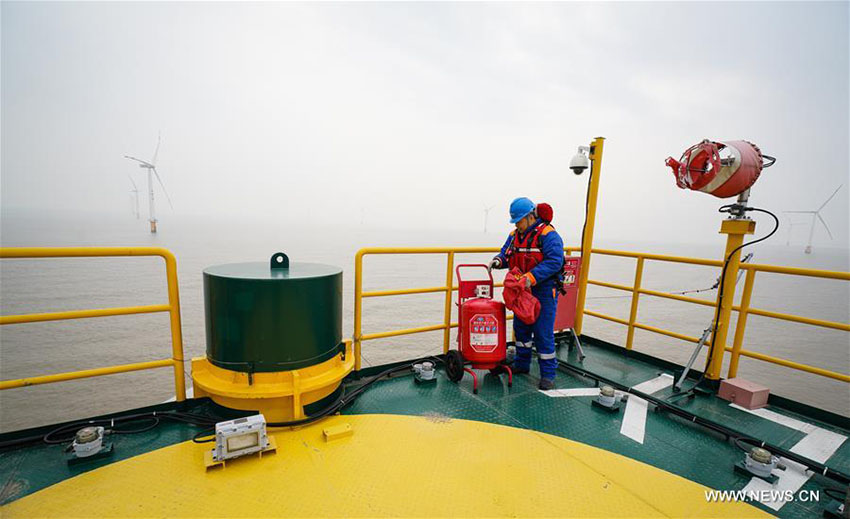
152, 167, 174, 209
125, 155, 153, 167
127, 174, 138, 190
817, 184, 842, 212
151, 132, 161, 166
817, 213, 834, 240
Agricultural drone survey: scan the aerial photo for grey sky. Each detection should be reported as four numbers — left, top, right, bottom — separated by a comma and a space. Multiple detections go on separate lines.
2, 1, 848, 248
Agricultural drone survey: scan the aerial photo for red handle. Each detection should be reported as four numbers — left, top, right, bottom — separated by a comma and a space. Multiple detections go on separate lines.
455, 264, 493, 284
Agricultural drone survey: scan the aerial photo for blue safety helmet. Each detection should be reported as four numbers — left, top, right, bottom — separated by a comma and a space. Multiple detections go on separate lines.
509, 197, 535, 223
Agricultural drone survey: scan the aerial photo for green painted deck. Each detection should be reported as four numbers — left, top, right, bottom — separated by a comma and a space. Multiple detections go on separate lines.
1, 335, 848, 518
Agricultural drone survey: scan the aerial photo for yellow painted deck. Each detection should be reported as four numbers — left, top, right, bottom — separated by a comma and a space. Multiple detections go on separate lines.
2, 414, 770, 518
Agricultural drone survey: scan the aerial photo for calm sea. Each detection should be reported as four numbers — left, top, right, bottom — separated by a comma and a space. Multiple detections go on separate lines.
1, 211, 848, 431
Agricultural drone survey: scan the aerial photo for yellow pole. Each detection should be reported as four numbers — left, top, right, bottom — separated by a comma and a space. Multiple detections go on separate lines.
442, 252, 455, 353
354, 250, 365, 371
573, 137, 605, 335
705, 218, 755, 380
625, 257, 644, 350
727, 268, 756, 379
161, 249, 187, 402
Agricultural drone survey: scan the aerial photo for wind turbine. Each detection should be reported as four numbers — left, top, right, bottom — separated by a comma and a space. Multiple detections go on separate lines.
128, 175, 140, 219
483, 204, 495, 233
784, 184, 842, 254
784, 218, 807, 246
125, 134, 173, 233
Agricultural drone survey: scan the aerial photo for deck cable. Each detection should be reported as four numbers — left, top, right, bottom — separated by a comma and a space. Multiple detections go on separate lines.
677, 205, 780, 396
191, 356, 445, 443
555, 358, 850, 486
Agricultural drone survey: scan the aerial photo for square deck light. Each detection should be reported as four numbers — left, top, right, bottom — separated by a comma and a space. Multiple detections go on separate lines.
213, 414, 269, 462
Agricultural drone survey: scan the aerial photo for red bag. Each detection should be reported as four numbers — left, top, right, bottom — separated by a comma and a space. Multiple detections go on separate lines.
502, 268, 540, 325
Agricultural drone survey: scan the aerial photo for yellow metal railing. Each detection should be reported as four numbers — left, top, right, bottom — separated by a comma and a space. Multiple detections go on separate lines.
353, 246, 850, 384
584, 249, 850, 383
354, 247, 511, 371
0, 247, 187, 401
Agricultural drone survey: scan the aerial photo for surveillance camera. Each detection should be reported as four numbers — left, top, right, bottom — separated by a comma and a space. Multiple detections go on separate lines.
570, 148, 590, 175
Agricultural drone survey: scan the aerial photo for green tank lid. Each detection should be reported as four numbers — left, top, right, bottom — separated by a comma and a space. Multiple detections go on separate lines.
203, 253, 343, 373
204, 261, 342, 281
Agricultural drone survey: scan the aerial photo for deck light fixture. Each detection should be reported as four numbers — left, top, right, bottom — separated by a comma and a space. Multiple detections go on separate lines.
592, 385, 622, 412
213, 415, 270, 462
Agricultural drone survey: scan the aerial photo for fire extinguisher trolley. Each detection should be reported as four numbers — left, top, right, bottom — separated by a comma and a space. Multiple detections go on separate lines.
445, 264, 512, 394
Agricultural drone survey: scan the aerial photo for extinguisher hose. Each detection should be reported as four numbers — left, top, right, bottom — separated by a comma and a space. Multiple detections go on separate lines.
690, 206, 780, 390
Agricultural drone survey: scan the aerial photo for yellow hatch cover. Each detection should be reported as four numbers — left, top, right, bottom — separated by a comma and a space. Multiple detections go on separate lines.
2, 414, 770, 518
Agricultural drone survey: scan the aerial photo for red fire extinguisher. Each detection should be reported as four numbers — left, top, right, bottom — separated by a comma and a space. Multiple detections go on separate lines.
446, 264, 512, 394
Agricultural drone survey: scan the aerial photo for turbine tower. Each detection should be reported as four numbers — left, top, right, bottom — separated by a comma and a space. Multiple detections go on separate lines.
125, 134, 173, 233
784, 184, 842, 254
483, 204, 495, 233
784, 218, 807, 246
128, 175, 140, 219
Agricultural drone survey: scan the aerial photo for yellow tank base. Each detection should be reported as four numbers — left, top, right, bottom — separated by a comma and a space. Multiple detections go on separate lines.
190, 340, 353, 422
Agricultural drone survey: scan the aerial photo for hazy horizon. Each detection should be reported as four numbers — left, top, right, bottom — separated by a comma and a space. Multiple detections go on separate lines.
2, 2, 849, 250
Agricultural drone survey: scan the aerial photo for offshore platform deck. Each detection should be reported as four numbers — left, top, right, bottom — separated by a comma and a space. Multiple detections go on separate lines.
1, 140, 848, 517
2, 335, 847, 518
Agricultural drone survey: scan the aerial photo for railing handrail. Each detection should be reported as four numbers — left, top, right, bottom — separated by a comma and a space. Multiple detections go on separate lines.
0, 247, 187, 400
353, 246, 850, 384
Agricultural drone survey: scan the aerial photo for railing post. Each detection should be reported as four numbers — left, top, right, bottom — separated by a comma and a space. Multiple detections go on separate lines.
728, 268, 756, 379
161, 250, 187, 402
442, 252, 455, 353
625, 257, 645, 350
574, 136, 605, 335
706, 219, 755, 381
354, 250, 365, 371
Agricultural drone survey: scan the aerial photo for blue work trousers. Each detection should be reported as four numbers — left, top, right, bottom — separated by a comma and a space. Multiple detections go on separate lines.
513, 285, 558, 380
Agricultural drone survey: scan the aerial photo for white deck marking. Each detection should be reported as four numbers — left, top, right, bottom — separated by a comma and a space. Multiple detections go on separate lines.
790, 427, 847, 464
538, 374, 675, 444
620, 397, 650, 444
731, 403, 847, 511
730, 404, 816, 433
631, 373, 674, 395
541, 388, 600, 397
619, 374, 674, 445
740, 459, 811, 512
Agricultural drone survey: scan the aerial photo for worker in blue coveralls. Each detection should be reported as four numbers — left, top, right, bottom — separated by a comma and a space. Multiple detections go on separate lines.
488, 197, 564, 390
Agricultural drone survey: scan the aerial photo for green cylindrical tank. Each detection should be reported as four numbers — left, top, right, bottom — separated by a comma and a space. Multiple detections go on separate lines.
203, 253, 342, 372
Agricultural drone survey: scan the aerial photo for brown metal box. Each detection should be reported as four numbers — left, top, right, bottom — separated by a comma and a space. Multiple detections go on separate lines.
718, 378, 770, 409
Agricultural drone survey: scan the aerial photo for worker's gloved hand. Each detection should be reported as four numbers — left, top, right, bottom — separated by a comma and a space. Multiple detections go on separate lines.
488, 258, 501, 272
523, 273, 534, 289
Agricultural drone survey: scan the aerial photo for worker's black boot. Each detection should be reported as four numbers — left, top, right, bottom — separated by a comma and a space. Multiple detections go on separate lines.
538, 378, 556, 390
511, 366, 530, 375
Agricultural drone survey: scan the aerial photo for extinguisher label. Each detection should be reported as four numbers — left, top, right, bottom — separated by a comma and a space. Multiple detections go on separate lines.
470, 314, 498, 352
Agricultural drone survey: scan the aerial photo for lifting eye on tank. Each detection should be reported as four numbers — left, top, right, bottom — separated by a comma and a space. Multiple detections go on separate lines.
270, 252, 289, 269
